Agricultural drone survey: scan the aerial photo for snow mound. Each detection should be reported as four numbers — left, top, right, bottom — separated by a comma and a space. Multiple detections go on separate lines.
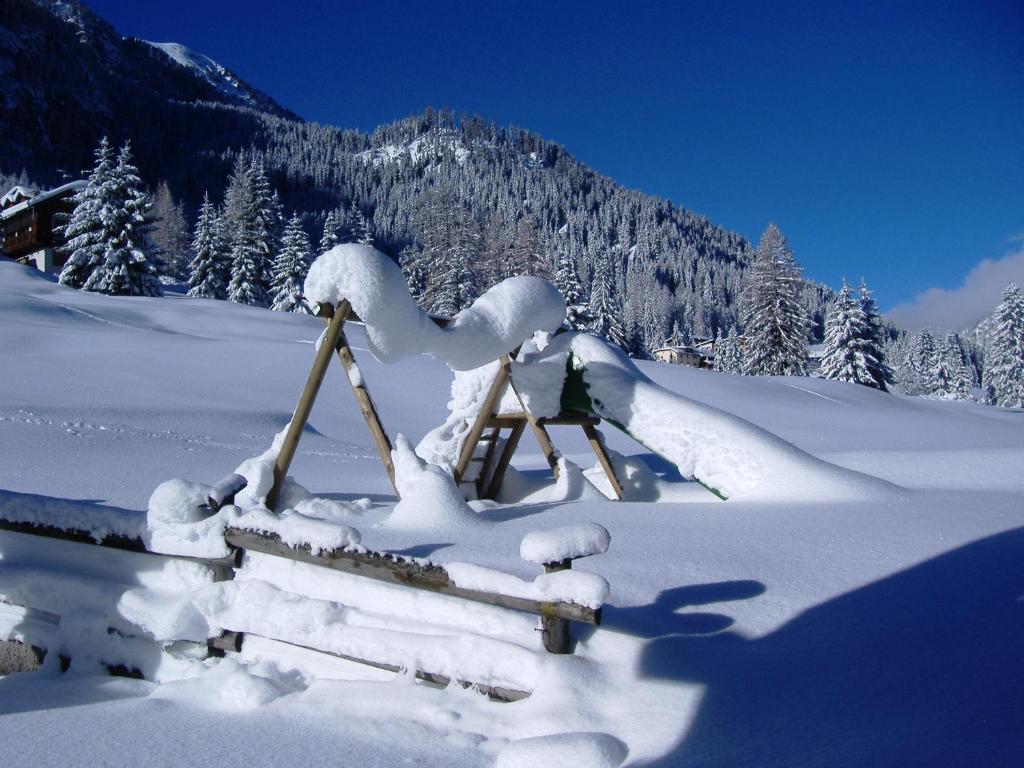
520, 523, 611, 565
304, 244, 565, 370
497, 732, 628, 768
382, 435, 481, 531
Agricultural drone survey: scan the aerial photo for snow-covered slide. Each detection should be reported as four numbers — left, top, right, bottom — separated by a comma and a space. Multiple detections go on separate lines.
515, 332, 899, 501
305, 245, 895, 502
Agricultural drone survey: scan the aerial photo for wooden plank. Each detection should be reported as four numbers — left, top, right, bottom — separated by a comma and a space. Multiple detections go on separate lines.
482, 420, 526, 500
474, 427, 502, 498
266, 300, 350, 511
582, 423, 624, 500
537, 413, 602, 427
454, 358, 511, 482
223, 528, 600, 625
331, 326, 397, 494
0, 519, 237, 572
211, 631, 528, 703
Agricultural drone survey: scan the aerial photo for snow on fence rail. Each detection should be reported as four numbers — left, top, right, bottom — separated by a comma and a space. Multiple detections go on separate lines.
0, 495, 609, 697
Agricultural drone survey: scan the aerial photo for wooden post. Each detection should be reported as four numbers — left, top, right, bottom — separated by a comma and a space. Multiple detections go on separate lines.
582, 424, 624, 500
326, 315, 397, 494
266, 301, 350, 511
482, 420, 526, 500
540, 558, 573, 654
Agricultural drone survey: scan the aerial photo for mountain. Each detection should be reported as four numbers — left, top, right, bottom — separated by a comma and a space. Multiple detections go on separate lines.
0, 0, 294, 181
0, 0, 833, 351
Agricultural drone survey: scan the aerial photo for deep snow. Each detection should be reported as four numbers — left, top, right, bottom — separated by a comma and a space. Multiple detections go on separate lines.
1, 261, 1022, 767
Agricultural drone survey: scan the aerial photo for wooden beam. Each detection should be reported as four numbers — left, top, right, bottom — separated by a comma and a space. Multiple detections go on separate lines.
454, 358, 511, 483
582, 423, 624, 501
330, 325, 397, 494
210, 631, 528, 703
0, 519, 237, 572
474, 427, 502, 498
482, 420, 526, 500
266, 300, 351, 511
223, 528, 601, 625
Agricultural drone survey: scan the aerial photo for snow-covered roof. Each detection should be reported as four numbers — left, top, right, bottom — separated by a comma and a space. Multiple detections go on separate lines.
0, 180, 86, 220
0, 185, 39, 209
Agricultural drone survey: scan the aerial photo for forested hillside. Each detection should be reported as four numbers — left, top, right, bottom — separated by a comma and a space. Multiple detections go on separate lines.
2, 0, 838, 354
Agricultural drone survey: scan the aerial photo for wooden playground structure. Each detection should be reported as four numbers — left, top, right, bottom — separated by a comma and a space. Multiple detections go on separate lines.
267, 301, 623, 510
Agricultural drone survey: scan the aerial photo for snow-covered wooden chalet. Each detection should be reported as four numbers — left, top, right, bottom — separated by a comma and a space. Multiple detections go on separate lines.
1, 181, 86, 273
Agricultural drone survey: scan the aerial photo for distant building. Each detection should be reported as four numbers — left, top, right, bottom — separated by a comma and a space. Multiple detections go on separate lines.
1, 180, 86, 273
652, 333, 715, 368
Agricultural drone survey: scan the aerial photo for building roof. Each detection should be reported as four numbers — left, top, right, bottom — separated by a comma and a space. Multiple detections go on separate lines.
0, 180, 86, 221
0, 185, 39, 210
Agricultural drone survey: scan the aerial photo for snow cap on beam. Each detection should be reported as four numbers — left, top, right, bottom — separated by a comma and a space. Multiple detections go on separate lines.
520, 523, 611, 565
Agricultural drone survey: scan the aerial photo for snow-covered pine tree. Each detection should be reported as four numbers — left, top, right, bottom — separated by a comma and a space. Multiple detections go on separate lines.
590, 249, 628, 349
741, 224, 809, 376
150, 181, 190, 280
187, 192, 229, 299
399, 244, 427, 302
58, 136, 116, 288
81, 141, 161, 296
857, 279, 892, 391
553, 249, 592, 329
982, 283, 1024, 408
226, 156, 280, 306
319, 210, 340, 254
350, 201, 374, 246
906, 328, 938, 395
409, 189, 480, 315
933, 333, 972, 400
713, 328, 744, 373
270, 213, 313, 313
818, 281, 880, 388
507, 216, 549, 278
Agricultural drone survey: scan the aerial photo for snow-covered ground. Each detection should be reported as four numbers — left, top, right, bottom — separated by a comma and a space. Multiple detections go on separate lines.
1, 260, 1022, 767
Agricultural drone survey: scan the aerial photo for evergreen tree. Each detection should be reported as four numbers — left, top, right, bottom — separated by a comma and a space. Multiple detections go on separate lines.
857, 279, 893, 391
320, 210, 340, 254
58, 136, 117, 288
226, 156, 280, 306
741, 224, 809, 375
80, 141, 162, 296
933, 333, 972, 400
409, 189, 480, 315
553, 249, 592, 329
713, 328, 744, 374
983, 283, 1024, 407
906, 329, 938, 395
151, 180, 190, 280
270, 213, 313, 313
187, 192, 229, 299
818, 281, 881, 388
507, 216, 548, 277
590, 250, 628, 349
349, 201, 374, 246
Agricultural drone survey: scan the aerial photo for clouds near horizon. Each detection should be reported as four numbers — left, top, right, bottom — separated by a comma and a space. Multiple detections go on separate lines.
887, 244, 1024, 331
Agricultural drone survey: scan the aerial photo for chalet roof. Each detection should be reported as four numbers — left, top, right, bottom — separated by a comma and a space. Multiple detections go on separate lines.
0, 185, 39, 210
0, 180, 86, 220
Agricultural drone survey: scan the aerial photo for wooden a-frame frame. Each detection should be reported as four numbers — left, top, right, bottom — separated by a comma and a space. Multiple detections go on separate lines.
266, 301, 397, 511
453, 355, 624, 501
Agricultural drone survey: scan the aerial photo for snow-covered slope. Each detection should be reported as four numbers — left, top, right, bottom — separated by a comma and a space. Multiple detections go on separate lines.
1, 261, 1022, 767
146, 41, 275, 112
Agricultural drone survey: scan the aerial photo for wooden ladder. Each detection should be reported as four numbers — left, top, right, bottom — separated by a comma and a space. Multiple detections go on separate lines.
453, 355, 624, 500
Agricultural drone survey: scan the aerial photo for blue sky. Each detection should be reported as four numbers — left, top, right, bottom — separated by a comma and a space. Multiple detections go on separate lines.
91, 0, 1023, 314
